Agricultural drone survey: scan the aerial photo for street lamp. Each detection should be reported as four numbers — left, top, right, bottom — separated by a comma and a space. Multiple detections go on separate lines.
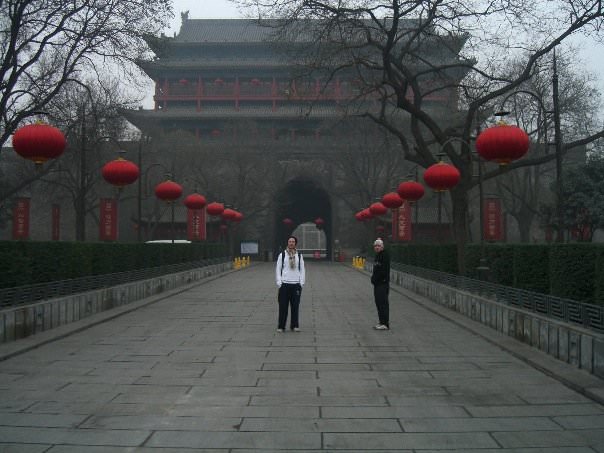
423, 152, 461, 243
154, 176, 183, 244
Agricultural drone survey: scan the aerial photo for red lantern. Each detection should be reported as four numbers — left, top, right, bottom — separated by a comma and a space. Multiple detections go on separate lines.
397, 181, 425, 202
219, 223, 228, 231
221, 208, 238, 221
154, 180, 183, 202
423, 162, 460, 192
13, 123, 66, 165
283, 218, 294, 226
184, 193, 207, 210
476, 123, 530, 165
381, 192, 403, 209
206, 202, 225, 216
354, 211, 365, 221
102, 157, 139, 188
314, 217, 325, 229
179, 78, 189, 85
250, 78, 261, 86
361, 208, 374, 220
232, 211, 243, 222
369, 202, 388, 216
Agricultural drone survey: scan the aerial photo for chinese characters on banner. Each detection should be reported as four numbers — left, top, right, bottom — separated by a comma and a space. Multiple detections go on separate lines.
187, 208, 206, 241
99, 198, 117, 241
12, 197, 30, 240
391, 201, 412, 241
483, 198, 503, 241
51, 204, 60, 241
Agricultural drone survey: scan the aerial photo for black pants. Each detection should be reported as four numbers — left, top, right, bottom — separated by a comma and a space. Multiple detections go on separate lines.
373, 283, 389, 327
278, 283, 301, 329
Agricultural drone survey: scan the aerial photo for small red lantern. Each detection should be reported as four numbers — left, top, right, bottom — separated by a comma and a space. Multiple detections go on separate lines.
369, 202, 388, 216
206, 202, 225, 216
381, 192, 403, 209
179, 78, 189, 85
221, 208, 238, 221
354, 211, 365, 221
476, 122, 530, 165
314, 217, 325, 229
154, 180, 183, 202
232, 211, 243, 222
12, 122, 66, 166
214, 78, 224, 85
361, 208, 374, 220
184, 193, 207, 210
102, 157, 139, 188
283, 218, 294, 227
250, 78, 261, 86
423, 162, 460, 192
397, 181, 425, 202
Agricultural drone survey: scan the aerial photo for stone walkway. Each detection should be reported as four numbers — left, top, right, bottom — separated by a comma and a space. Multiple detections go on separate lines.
1, 262, 604, 451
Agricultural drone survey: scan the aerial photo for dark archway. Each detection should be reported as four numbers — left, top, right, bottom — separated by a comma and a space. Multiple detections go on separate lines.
274, 178, 332, 260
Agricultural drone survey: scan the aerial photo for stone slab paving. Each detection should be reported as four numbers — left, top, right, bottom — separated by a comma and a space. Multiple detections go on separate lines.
0, 262, 604, 451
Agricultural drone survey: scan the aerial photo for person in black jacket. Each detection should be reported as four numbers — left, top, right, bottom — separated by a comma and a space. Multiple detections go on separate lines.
371, 238, 390, 330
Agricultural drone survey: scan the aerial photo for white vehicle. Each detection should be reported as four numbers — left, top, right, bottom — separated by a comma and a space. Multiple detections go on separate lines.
145, 240, 192, 244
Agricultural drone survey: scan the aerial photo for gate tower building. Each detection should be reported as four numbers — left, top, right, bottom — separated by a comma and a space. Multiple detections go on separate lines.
123, 14, 469, 257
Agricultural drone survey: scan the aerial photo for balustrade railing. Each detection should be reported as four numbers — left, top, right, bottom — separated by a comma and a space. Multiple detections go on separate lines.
390, 262, 604, 333
0, 258, 228, 309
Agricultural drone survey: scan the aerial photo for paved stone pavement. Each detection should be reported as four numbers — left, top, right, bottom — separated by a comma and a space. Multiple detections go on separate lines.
1, 262, 604, 452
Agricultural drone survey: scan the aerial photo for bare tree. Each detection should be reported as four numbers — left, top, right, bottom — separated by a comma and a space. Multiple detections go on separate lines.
0, 0, 173, 148
235, 0, 604, 272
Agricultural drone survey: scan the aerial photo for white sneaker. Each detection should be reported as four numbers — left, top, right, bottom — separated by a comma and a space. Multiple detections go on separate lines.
277, 328, 284, 333
292, 327, 300, 332
374, 324, 389, 330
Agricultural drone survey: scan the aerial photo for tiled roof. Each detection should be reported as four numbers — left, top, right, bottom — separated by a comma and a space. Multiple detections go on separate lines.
175, 19, 289, 43
126, 104, 349, 119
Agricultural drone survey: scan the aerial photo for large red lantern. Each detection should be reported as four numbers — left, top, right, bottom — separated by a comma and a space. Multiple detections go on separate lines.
423, 162, 460, 192
154, 180, 183, 202
397, 181, 425, 202
475, 122, 530, 165
13, 123, 66, 166
369, 202, 388, 216
206, 202, 224, 216
184, 193, 207, 210
381, 192, 404, 209
102, 157, 139, 187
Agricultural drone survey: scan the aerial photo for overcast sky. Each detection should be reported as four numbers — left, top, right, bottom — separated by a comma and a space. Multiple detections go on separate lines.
164, 0, 604, 112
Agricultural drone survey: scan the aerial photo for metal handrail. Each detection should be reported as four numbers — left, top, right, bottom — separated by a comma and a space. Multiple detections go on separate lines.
390, 262, 604, 333
0, 257, 229, 309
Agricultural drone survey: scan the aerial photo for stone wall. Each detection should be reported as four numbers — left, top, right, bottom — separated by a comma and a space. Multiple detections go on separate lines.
0, 261, 232, 344
386, 267, 604, 378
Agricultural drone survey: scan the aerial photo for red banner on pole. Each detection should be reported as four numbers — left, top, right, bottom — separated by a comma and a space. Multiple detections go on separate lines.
397, 201, 412, 241
51, 204, 60, 241
187, 208, 206, 241
12, 197, 30, 240
99, 198, 118, 241
483, 198, 503, 241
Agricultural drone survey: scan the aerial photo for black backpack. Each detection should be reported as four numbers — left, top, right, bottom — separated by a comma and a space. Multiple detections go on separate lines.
280, 250, 301, 275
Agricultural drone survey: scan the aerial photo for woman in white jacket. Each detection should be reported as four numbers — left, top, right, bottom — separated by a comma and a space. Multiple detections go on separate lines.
275, 235, 306, 332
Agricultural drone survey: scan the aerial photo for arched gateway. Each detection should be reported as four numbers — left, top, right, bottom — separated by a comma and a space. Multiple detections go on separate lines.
123, 16, 465, 257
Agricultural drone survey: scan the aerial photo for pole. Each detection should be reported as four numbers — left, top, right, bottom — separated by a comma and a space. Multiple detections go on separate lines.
171, 202, 175, 244
78, 106, 87, 241
137, 138, 143, 242
437, 191, 442, 243
552, 49, 564, 242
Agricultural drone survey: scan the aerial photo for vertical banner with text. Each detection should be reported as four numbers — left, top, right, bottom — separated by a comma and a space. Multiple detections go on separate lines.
12, 197, 30, 240
483, 198, 503, 241
187, 208, 207, 241
397, 200, 412, 241
51, 204, 60, 241
99, 198, 118, 241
